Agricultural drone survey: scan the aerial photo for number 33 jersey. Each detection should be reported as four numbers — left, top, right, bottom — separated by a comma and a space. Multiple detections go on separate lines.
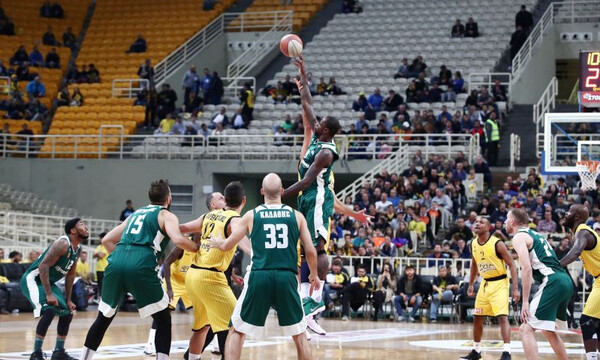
249, 204, 300, 273
193, 209, 240, 271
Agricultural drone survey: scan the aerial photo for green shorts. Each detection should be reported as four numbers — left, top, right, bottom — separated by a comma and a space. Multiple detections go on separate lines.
298, 188, 334, 247
20, 273, 70, 318
231, 269, 305, 337
99, 244, 168, 318
528, 272, 573, 331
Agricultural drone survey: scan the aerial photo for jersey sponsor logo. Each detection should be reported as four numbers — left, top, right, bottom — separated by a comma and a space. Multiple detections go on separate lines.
259, 210, 291, 219
478, 263, 498, 274
474, 308, 483, 314
205, 212, 230, 223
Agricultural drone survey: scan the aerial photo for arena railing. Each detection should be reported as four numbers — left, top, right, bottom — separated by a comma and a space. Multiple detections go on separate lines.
226, 11, 293, 79
533, 77, 558, 158
551, 132, 600, 163
154, 11, 294, 86
0, 76, 9, 95
467, 72, 512, 112
1, 211, 121, 248
0, 133, 479, 161
512, 1, 600, 80
111, 79, 149, 98
509, 133, 521, 172
221, 77, 256, 99
335, 143, 409, 205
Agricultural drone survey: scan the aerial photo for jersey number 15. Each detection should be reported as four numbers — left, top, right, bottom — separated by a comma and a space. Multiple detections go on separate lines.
264, 224, 288, 249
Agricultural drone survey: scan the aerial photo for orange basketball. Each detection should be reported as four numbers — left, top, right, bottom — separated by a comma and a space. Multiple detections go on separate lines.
280, 34, 303, 58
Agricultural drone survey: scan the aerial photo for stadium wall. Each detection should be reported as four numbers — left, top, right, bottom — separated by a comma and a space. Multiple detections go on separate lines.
0, 159, 373, 221
511, 23, 600, 104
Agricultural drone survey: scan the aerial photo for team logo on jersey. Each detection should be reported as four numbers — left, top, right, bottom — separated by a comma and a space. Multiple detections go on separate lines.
478, 263, 497, 273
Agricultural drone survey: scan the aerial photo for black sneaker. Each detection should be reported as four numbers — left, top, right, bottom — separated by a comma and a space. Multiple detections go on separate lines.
183, 348, 189, 360
50, 349, 77, 360
459, 350, 482, 360
29, 350, 46, 360
499, 352, 511, 360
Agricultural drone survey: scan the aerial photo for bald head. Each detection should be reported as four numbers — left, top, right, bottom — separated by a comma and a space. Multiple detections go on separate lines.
262, 173, 283, 200
563, 203, 590, 230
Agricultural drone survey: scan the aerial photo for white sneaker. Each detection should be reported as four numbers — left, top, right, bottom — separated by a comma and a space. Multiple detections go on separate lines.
408, 316, 415, 322
143, 343, 155, 356
341, 315, 348, 321
210, 339, 221, 355
305, 329, 312, 341
396, 315, 406, 322
306, 316, 327, 335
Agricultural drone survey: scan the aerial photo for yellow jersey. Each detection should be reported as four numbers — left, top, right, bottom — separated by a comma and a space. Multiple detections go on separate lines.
170, 250, 194, 285
193, 209, 240, 271
76, 261, 90, 279
576, 224, 600, 280
94, 244, 108, 272
471, 235, 507, 280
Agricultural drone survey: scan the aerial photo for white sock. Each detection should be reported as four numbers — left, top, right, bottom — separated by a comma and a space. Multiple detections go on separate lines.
473, 342, 481, 353
156, 353, 169, 360
190, 353, 201, 360
146, 328, 156, 347
300, 282, 311, 299
503, 343, 511, 353
80, 347, 95, 360
310, 281, 325, 303
587, 353, 598, 360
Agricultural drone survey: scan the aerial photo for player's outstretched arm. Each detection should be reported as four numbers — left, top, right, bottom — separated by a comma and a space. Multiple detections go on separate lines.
179, 215, 205, 234
497, 240, 521, 303
512, 233, 532, 322
283, 150, 334, 198
162, 246, 183, 300
38, 239, 69, 304
102, 221, 128, 254
208, 211, 252, 251
560, 231, 592, 267
296, 210, 320, 291
333, 195, 373, 226
163, 211, 199, 252
292, 55, 317, 132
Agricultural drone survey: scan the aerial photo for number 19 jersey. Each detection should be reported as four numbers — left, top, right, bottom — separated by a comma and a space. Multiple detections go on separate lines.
249, 204, 300, 273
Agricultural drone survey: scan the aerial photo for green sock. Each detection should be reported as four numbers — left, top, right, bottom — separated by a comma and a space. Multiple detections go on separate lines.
34, 338, 44, 352
55, 338, 65, 351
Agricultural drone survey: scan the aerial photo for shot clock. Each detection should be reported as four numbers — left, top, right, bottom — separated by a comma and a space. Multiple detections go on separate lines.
580, 50, 600, 108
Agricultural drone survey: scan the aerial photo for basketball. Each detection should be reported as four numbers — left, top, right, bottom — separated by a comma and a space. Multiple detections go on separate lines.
280, 34, 303, 58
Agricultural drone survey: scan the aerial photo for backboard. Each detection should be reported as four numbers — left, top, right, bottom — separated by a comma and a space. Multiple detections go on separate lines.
542, 112, 600, 175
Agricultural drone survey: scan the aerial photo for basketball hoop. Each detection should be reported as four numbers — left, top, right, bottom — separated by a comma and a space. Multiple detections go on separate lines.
576, 161, 600, 191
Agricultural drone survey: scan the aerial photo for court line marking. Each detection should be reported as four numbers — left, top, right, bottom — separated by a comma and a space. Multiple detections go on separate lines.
0, 339, 281, 359
410, 339, 585, 355
273, 327, 454, 343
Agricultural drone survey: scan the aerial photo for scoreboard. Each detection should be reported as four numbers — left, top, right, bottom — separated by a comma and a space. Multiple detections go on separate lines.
580, 50, 600, 107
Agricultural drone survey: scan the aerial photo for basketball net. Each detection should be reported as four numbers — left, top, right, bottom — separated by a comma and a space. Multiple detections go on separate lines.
576, 160, 600, 191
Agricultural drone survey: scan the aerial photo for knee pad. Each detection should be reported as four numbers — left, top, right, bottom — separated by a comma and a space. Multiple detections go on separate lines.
151, 308, 171, 327
57, 314, 73, 336
580, 315, 599, 341
300, 261, 310, 283
36, 308, 57, 336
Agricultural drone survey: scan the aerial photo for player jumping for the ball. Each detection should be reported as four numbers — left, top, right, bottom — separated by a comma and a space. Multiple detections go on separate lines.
292, 58, 372, 336
283, 54, 371, 336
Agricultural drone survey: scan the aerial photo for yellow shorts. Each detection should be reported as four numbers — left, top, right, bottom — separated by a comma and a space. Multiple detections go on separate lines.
583, 283, 600, 318
474, 278, 509, 317
165, 278, 192, 309
185, 267, 236, 332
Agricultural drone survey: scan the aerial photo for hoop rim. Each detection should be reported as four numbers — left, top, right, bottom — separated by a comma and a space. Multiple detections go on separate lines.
576, 160, 600, 172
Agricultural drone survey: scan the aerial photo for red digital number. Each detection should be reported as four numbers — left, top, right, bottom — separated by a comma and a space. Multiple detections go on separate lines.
586, 68, 600, 89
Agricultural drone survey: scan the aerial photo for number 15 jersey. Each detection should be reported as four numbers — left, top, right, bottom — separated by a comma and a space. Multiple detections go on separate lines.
249, 204, 300, 273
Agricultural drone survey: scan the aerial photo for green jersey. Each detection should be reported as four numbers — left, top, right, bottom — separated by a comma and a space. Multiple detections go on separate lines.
119, 204, 171, 259
24, 235, 81, 284
298, 135, 339, 194
249, 204, 300, 273
518, 228, 566, 283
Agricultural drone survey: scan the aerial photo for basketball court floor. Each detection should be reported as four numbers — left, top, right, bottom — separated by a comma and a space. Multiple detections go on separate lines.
0, 310, 587, 359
